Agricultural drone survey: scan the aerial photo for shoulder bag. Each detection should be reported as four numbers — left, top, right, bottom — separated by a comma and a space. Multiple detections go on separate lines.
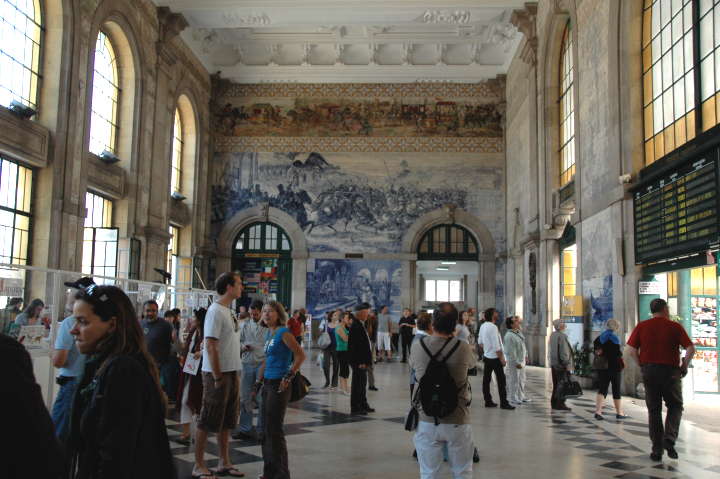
289, 373, 312, 402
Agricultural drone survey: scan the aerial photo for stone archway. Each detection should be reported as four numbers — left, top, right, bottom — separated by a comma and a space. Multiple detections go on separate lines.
400, 204, 497, 311
216, 203, 309, 309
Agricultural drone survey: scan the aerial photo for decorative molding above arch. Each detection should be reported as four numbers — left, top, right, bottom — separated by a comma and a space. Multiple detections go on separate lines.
401, 204, 496, 258
216, 203, 309, 260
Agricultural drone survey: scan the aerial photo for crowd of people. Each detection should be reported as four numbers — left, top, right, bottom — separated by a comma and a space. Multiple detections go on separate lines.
1, 274, 697, 478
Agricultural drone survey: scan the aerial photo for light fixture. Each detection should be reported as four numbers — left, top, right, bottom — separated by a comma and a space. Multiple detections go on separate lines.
171, 191, 186, 201
8, 100, 37, 119
441, 261, 456, 265
99, 150, 120, 164
435, 267, 449, 271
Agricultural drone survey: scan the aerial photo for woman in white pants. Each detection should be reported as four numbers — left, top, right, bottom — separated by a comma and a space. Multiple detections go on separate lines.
503, 316, 529, 405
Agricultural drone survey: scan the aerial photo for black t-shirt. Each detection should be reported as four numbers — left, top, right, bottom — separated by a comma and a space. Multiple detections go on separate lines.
141, 319, 174, 364
399, 316, 416, 337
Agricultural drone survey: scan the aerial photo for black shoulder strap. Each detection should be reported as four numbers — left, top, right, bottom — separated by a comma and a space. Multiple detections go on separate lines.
440, 339, 462, 364
419, 336, 452, 361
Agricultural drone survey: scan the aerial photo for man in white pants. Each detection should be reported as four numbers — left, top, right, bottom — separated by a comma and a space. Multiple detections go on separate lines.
376, 305, 393, 361
503, 315, 530, 405
410, 310, 475, 479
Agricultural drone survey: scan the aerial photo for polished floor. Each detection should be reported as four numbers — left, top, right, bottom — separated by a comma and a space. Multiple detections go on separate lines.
166, 354, 720, 479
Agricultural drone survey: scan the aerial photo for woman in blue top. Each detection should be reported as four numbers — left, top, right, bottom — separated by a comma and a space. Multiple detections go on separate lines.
256, 301, 305, 479
593, 319, 629, 420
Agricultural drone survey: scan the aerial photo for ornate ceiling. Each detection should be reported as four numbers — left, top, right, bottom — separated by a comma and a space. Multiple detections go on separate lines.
155, 0, 525, 83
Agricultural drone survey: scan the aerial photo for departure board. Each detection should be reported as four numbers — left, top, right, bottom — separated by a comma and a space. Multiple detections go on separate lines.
634, 154, 719, 264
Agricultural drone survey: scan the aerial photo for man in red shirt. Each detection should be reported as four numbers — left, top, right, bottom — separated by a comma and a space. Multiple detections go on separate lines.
627, 298, 695, 462
287, 310, 304, 345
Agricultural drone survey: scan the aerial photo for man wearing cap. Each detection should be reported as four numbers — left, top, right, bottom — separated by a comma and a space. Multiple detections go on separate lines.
348, 302, 374, 415
50, 276, 94, 441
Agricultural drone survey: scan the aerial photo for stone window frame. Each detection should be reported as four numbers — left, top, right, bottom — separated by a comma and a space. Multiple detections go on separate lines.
0, 0, 43, 110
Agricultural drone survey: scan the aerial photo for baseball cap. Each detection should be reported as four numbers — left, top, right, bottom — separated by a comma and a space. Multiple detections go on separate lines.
64, 276, 96, 290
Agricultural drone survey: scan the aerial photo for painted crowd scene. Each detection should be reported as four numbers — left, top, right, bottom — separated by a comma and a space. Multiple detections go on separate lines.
214, 97, 503, 138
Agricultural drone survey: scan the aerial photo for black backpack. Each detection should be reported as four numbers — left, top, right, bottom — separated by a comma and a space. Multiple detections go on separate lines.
416, 337, 462, 424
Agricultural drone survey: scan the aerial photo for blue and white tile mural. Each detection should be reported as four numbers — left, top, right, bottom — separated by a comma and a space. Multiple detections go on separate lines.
211, 151, 505, 253
305, 259, 402, 318
589, 275, 614, 332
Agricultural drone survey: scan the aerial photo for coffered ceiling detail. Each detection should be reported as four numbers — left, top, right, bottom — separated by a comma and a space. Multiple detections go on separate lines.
154, 1, 525, 83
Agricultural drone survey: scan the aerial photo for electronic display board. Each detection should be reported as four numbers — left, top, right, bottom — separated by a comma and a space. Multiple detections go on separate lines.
634, 151, 719, 264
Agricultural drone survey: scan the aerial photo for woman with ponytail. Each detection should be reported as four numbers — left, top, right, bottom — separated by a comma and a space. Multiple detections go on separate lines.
67, 285, 176, 479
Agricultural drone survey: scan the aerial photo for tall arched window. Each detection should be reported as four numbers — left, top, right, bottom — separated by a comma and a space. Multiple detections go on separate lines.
0, 0, 42, 109
170, 108, 182, 194
89, 31, 120, 156
559, 23, 576, 187
643, 1, 720, 165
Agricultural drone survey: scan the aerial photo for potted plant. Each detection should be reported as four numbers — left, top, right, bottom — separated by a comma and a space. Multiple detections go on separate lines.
571, 343, 594, 389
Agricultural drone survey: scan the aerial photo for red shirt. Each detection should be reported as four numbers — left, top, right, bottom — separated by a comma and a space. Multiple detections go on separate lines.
287, 317, 303, 337
627, 316, 692, 366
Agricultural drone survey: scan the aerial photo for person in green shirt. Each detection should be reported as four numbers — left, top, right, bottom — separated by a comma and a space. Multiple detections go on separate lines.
335, 312, 352, 396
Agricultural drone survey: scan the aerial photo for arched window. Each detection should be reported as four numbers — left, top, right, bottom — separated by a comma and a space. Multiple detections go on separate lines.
0, 0, 42, 109
643, 1, 720, 165
89, 31, 120, 156
417, 224, 478, 260
170, 108, 182, 194
559, 22, 575, 187
234, 222, 292, 254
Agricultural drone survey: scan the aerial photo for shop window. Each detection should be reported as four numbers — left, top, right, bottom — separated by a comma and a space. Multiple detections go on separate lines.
89, 31, 119, 156
82, 192, 117, 278
0, 0, 42, 109
559, 22, 576, 186
0, 156, 32, 264
425, 279, 463, 302
642, 0, 720, 165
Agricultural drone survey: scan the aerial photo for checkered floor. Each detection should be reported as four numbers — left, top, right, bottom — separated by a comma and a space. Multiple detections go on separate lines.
166, 361, 720, 479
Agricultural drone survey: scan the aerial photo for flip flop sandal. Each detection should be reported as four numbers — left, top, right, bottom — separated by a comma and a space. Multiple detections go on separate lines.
213, 467, 245, 477
191, 472, 215, 478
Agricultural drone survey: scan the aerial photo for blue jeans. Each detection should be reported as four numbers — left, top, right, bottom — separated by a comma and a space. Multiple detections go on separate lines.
51, 377, 78, 441
236, 362, 263, 434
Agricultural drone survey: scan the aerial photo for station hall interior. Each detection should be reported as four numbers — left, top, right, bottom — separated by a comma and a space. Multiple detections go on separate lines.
1, 0, 720, 478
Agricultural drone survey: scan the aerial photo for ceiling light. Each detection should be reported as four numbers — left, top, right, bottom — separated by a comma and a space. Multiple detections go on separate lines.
435, 267, 449, 271
441, 261, 456, 265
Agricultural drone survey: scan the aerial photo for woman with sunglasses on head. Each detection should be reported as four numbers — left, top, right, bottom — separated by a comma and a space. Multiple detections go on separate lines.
255, 301, 305, 479
68, 285, 175, 479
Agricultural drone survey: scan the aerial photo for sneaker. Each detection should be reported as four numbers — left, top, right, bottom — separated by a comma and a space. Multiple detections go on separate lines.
521, 398, 532, 403
594, 413, 604, 420
364, 407, 376, 413
485, 402, 498, 408
342, 390, 350, 396
665, 445, 678, 459
329, 387, 336, 391
650, 452, 662, 461
500, 404, 516, 410
369, 386, 379, 391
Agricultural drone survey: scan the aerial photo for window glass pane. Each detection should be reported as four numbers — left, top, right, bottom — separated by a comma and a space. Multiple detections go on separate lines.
0, 157, 32, 264
0, 0, 42, 108
559, 23, 575, 186
170, 109, 183, 194
425, 280, 436, 302
89, 32, 120, 156
449, 280, 461, 302
436, 280, 449, 302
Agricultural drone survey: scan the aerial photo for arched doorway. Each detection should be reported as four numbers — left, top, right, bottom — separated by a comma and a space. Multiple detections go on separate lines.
416, 224, 480, 313
232, 222, 293, 308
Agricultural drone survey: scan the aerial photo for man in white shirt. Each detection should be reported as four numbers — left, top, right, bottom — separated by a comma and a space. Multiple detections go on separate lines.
193, 272, 245, 478
478, 308, 515, 410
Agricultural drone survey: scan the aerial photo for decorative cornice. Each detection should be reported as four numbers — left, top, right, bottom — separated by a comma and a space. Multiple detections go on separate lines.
213, 136, 504, 153
510, 2, 538, 65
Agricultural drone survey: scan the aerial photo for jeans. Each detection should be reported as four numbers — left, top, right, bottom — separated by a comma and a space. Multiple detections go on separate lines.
350, 364, 368, 412
262, 378, 291, 479
414, 422, 473, 479
237, 362, 263, 434
482, 357, 508, 405
51, 377, 78, 441
160, 358, 180, 400
642, 364, 684, 454
322, 348, 339, 387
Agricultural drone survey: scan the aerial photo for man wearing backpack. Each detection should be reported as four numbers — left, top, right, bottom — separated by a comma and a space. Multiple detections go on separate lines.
410, 311, 475, 479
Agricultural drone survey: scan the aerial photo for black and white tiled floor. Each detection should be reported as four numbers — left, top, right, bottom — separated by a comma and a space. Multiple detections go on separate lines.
166, 360, 720, 479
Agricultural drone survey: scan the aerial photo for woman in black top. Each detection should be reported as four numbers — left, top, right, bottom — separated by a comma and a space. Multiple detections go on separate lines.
68, 285, 176, 478
593, 319, 629, 420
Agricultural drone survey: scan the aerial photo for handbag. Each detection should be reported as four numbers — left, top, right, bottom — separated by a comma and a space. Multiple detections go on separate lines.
560, 370, 583, 399
317, 331, 332, 349
404, 406, 419, 431
183, 354, 201, 375
289, 373, 311, 402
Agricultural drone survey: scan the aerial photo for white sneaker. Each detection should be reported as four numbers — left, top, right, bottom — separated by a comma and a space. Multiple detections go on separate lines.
342, 390, 350, 396
521, 398, 532, 403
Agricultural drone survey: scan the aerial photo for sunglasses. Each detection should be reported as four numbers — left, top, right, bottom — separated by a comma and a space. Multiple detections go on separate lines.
80, 284, 120, 320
